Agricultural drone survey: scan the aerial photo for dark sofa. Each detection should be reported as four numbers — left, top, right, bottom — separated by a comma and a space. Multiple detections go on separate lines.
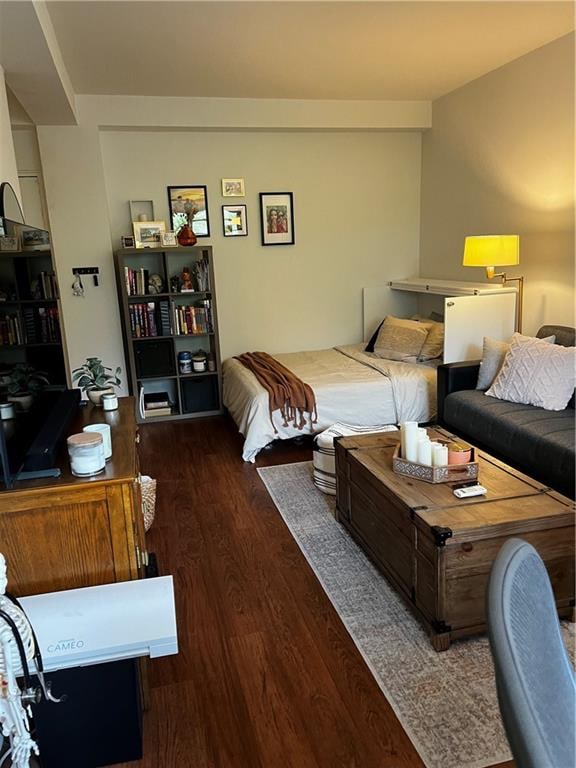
437, 325, 575, 499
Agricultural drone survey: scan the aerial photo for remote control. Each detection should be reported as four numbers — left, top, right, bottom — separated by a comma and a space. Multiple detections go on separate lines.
453, 484, 487, 499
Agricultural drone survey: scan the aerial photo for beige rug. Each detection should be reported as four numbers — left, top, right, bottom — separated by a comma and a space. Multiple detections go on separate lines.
258, 461, 574, 768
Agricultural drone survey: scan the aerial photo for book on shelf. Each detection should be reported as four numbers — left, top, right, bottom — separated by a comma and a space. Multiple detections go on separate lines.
0, 313, 23, 345
129, 300, 165, 338
143, 406, 173, 418
143, 391, 170, 408
124, 267, 150, 296
170, 299, 213, 336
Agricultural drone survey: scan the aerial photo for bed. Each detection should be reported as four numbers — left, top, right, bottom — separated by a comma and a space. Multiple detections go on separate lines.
223, 343, 438, 462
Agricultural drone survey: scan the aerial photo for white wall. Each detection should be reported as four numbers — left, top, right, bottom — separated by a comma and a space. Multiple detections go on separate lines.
37, 124, 127, 392
100, 129, 422, 359
0, 70, 21, 201
420, 34, 575, 334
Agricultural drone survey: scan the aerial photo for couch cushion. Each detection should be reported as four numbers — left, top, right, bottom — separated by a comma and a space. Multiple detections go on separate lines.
444, 390, 575, 496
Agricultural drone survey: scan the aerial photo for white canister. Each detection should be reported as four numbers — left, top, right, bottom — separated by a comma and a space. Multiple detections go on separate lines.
83, 423, 112, 460
67, 432, 105, 477
101, 393, 118, 411
0, 402, 16, 420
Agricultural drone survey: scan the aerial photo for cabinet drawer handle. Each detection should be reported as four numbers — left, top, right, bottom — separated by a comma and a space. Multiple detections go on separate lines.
135, 433, 141, 445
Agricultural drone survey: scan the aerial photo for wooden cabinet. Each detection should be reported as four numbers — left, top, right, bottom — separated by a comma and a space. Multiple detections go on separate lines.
0, 398, 146, 597
335, 430, 575, 650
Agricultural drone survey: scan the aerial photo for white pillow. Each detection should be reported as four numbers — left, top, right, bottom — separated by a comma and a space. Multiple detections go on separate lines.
486, 334, 575, 410
477, 333, 555, 390
373, 316, 432, 362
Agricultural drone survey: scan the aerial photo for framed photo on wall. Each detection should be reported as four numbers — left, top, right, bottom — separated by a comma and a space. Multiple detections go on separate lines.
167, 185, 210, 237
221, 178, 245, 197
222, 205, 248, 237
259, 193, 294, 246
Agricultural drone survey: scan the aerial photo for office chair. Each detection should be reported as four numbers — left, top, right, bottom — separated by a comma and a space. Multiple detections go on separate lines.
487, 537, 576, 768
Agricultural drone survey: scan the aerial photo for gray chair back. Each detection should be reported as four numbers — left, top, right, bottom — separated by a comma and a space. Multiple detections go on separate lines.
487, 538, 576, 768
537, 324, 575, 347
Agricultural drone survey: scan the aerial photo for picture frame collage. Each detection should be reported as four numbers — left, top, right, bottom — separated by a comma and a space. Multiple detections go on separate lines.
125, 179, 294, 248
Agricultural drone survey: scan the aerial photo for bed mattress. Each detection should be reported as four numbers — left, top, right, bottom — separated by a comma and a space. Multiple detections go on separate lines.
223, 344, 437, 462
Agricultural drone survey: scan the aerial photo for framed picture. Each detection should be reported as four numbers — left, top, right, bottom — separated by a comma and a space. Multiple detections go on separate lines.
21, 228, 50, 251
160, 231, 178, 247
222, 205, 248, 237
221, 178, 245, 197
167, 186, 210, 238
121, 235, 135, 249
132, 221, 166, 249
0, 236, 19, 252
259, 193, 295, 246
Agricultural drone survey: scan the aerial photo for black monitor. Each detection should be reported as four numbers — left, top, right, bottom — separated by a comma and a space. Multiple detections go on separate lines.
0, 389, 81, 489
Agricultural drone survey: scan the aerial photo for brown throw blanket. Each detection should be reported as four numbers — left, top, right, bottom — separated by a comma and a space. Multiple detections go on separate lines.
235, 351, 317, 433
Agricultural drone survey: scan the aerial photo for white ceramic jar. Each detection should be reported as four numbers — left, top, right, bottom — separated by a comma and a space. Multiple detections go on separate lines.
67, 432, 105, 477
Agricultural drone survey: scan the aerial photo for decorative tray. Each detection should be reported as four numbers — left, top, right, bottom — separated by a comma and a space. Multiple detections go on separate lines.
392, 444, 479, 484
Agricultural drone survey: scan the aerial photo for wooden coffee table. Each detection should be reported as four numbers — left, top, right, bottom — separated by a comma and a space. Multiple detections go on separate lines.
334, 428, 575, 650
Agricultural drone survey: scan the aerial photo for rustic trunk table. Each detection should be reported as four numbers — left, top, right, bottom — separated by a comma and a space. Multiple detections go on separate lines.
335, 428, 575, 651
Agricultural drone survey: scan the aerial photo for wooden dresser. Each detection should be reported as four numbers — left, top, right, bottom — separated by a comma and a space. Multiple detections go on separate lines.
0, 397, 147, 597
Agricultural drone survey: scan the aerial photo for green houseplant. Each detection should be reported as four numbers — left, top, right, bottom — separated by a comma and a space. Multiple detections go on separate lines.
72, 357, 122, 407
6, 364, 50, 412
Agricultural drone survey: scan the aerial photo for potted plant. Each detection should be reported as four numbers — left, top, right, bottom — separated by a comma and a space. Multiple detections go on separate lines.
6, 364, 49, 412
72, 357, 122, 406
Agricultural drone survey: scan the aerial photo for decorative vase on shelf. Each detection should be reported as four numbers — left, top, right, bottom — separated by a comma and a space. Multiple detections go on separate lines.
177, 224, 197, 247
87, 387, 115, 407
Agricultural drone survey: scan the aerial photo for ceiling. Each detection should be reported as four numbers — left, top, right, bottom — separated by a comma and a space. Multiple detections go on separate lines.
40, 1, 575, 101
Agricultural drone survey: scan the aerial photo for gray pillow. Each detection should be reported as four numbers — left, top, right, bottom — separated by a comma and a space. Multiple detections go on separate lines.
373, 316, 431, 362
477, 333, 555, 390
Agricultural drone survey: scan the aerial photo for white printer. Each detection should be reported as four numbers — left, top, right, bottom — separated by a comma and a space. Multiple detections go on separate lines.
19, 575, 178, 672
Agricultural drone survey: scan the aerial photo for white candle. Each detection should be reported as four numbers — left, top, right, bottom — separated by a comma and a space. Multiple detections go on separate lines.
403, 422, 419, 462
417, 438, 432, 466
83, 423, 112, 460
431, 442, 448, 467
418, 427, 427, 438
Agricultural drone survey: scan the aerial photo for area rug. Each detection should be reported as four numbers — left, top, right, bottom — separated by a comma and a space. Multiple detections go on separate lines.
257, 461, 574, 768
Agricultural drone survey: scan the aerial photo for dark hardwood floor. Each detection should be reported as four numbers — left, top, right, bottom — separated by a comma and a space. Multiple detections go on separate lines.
117, 415, 512, 768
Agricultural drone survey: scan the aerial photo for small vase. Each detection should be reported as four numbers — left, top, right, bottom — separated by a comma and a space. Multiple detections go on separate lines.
177, 224, 197, 247
87, 388, 114, 407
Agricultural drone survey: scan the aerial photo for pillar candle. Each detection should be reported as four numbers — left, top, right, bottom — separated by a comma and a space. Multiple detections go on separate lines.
403, 422, 419, 462
431, 442, 448, 467
417, 438, 432, 466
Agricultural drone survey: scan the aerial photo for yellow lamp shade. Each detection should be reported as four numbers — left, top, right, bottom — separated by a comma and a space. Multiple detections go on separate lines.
463, 235, 519, 267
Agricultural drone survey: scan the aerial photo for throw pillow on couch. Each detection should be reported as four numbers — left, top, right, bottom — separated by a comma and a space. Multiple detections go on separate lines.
486, 333, 576, 411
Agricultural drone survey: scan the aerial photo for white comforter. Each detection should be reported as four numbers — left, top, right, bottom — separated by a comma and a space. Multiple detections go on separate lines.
223, 344, 438, 462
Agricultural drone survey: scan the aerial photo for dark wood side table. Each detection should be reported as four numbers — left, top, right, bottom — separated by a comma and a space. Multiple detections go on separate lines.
335, 429, 575, 650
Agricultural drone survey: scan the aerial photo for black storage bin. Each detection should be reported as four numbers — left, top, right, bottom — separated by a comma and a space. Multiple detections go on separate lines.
181, 376, 219, 413
134, 338, 175, 378
33, 659, 142, 768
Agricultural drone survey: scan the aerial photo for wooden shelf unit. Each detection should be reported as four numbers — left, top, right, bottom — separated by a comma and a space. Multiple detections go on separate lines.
114, 245, 223, 423
0, 248, 67, 387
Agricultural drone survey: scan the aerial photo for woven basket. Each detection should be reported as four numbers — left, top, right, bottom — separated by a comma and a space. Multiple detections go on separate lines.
141, 475, 157, 531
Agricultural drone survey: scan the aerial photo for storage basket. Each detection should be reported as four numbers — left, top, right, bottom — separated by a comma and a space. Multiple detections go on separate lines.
392, 444, 479, 484
141, 475, 157, 531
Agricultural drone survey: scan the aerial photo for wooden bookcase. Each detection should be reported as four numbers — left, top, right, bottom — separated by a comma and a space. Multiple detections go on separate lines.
113, 245, 223, 423
0, 248, 67, 387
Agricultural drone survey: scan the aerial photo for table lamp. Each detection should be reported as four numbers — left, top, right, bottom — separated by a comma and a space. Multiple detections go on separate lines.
463, 235, 523, 332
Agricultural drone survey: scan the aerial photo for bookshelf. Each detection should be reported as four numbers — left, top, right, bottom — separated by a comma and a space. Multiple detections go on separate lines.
113, 245, 223, 423
0, 249, 67, 386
